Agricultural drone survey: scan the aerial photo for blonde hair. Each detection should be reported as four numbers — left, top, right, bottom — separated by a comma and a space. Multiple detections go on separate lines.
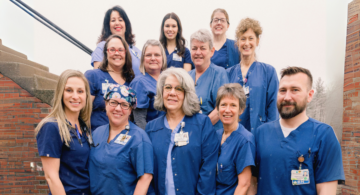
139, 39, 167, 75
35, 70, 92, 146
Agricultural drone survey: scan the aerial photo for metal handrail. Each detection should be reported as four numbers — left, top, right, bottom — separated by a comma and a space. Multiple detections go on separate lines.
10, 0, 93, 55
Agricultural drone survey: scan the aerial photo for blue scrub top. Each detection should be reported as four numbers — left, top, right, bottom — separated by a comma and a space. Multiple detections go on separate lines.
129, 72, 165, 123
216, 123, 255, 195
253, 118, 345, 195
189, 63, 229, 130
227, 62, 279, 132
36, 121, 90, 195
211, 39, 240, 69
89, 122, 154, 195
91, 41, 142, 77
85, 69, 129, 130
145, 113, 219, 195
166, 47, 193, 69
211, 41, 228, 69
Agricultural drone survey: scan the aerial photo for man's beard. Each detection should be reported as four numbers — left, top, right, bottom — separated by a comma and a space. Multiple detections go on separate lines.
277, 98, 307, 119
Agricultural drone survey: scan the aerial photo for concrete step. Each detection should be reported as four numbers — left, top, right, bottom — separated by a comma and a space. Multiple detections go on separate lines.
15, 75, 57, 91
0, 45, 27, 60
0, 50, 48, 71
0, 39, 27, 59
33, 89, 55, 105
8, 75, 57, 105
0, 62, 59, 81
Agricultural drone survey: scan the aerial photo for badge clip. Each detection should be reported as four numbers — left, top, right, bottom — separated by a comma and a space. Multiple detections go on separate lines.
120, 125, 130, 141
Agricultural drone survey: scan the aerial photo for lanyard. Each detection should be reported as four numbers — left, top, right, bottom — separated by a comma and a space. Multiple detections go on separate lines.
74, 124, 83, 147
66, 119, 98, 148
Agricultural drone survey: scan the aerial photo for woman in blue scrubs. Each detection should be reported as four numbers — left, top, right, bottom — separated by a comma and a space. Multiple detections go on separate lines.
189, 29, 229, 130
35, 70, 93, 195
160, 13, 193, 71
215, 83, 255, 195
85, 34, 135, 130
210, 8, 240, 69
91, 6, 142, 76
130, 40, 167, 129
227, 18, 279, 132
89, 84, 154, 195
146, 67, 219, 195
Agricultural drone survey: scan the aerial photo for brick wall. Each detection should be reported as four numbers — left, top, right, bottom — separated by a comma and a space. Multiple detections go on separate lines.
341, 1, 360, 194
0, 73, 50, 194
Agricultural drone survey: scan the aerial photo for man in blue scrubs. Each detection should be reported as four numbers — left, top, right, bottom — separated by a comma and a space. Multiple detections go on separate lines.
251, 67, 345, 195
189, 29, 229, 130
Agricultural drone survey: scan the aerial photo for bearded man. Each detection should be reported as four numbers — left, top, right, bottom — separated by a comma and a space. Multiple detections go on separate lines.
250, 67, 345, 195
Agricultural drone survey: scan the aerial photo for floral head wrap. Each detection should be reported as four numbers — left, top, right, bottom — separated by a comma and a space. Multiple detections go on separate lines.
103, 84, 137, 108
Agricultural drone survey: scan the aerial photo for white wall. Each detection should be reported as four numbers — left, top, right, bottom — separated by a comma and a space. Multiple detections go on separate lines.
0, 0, 350, 137
0, 0, 348, 82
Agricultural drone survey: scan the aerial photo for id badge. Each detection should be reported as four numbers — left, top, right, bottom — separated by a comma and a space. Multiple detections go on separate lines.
173, 54, 182, 62
174, 132, 189, 146
114, 134, 131, 145
291, 169, 310, 185
243, 86, 250, 95
102, 83, 111, 94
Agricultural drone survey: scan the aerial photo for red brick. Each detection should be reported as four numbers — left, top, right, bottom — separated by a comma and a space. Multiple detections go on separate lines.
0, 76, 49, 194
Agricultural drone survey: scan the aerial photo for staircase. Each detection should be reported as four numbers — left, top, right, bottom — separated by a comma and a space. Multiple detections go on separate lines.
0, 39, 58, 105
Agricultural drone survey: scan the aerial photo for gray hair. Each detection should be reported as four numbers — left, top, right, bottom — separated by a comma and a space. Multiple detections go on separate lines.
139, 39, 167, 75
216, 83, 247, 111
154, 67, 200, 115
190, 29, 214, 49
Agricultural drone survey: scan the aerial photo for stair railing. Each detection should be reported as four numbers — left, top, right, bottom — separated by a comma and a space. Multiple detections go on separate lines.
10, 0, 93, 55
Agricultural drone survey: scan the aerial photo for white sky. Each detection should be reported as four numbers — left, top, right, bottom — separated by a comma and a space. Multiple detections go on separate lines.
0, 0, 351, 87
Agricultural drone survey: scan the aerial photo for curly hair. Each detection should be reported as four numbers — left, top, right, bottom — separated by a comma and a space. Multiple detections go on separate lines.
235, 17, 262, 43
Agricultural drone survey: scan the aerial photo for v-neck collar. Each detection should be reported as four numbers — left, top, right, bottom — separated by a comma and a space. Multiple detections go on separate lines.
275, 119, 311, 145
166, 47, 178, 55
145, 72, 157, 82
237, 61, 257, 85
193, 63, 213, 84
105, 123, 131, 144
220, 123, 240, 148
103, 69, 126, 86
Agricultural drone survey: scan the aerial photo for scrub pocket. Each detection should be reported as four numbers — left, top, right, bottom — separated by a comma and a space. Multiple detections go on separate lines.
296, 147, 319, 176
217, 163, 236, 185
102, 152, 131, 180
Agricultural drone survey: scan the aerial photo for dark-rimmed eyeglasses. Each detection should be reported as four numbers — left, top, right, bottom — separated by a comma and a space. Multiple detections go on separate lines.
108, 100, 130, 110
212, 18, 228, 24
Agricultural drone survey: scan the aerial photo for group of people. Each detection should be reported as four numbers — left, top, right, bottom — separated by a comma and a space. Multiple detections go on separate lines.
35, 5, 345, 195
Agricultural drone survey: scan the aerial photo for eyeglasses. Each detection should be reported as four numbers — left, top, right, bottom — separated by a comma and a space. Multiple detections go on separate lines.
107, 47, 126, 54
108, 100, 130, 110
212, 18, 227, 24
163, 84, 184, 95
